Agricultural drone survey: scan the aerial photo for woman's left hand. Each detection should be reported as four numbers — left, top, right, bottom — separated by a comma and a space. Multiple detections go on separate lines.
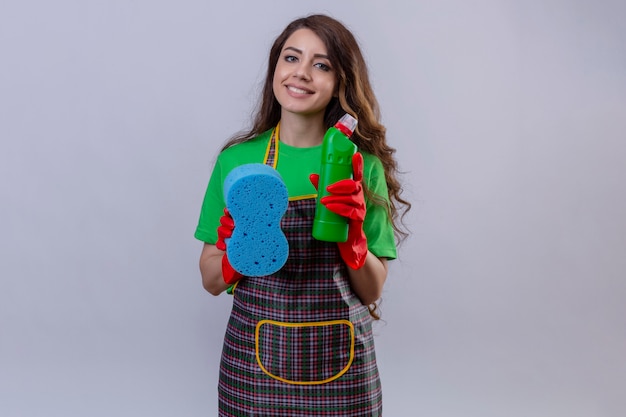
310, 153, 368, 269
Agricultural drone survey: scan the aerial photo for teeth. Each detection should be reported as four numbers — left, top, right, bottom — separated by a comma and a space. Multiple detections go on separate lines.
288, 86, 310, 94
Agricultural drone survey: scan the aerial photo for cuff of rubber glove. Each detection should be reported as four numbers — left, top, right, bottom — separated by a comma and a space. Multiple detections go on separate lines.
338, 242, 368, 270
345, 252, 367, 270
222, 254, 243, 285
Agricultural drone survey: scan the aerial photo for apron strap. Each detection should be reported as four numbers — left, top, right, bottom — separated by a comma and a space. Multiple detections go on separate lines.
263, 123, 280, 168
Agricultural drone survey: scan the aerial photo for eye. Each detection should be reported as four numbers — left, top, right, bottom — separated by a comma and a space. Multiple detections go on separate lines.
314, 62, 332, 72
284, 55, 298, 63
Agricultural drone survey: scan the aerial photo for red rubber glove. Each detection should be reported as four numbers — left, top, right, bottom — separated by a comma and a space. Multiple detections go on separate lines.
310, 152, 368, 270
215, 208, 243, 285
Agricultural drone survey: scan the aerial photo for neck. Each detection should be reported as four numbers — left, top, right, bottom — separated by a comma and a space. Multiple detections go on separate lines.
278, 111, 326, 147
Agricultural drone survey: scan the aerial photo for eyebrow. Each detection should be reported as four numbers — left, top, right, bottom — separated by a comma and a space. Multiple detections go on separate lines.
284, 46, 330, 60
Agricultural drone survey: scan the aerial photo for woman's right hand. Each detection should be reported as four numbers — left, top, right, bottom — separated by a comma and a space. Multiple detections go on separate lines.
199, 208, 243, 295
216, 208, 235, 251
215, 208, 243, 285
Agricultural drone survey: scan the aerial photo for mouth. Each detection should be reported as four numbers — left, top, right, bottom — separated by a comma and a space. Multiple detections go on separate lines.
286, 85, 314, 95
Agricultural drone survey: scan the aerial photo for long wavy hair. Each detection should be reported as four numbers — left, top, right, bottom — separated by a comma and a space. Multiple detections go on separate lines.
223, 15, 411, 315
224, 14, 410, 236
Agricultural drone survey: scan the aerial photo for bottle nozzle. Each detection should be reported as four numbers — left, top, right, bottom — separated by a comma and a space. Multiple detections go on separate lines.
335, 114, 358, 137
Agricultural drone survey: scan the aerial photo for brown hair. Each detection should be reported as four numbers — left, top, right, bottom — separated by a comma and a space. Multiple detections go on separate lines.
224, 14, 411, 245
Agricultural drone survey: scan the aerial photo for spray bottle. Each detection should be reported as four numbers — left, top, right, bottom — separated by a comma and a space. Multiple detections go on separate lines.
312, 113, 358, 242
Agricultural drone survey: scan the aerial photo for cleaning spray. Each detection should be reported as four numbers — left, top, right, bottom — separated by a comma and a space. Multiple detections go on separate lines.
312, 113, 358, 242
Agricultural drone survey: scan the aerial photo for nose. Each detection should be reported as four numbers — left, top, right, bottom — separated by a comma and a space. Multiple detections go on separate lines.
293, 63, 311, 81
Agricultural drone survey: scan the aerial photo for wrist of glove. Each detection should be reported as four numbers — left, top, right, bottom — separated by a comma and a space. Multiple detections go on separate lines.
311, 152, 369, 270
222, 254, 242, 285
216, 208, 243, 285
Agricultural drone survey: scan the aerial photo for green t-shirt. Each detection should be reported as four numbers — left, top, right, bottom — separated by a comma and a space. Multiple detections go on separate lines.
194, 129, 397, 259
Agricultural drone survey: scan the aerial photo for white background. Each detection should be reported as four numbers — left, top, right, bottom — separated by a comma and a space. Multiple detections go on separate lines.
1, 1, 625, 416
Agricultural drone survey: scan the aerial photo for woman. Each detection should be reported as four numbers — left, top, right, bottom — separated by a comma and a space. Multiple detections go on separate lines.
195, 14, 410, 416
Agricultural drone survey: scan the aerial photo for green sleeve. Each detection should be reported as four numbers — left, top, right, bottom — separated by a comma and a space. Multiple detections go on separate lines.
194, 158, 226, 244
194, 132, 271, 244
361, 153, 398, 260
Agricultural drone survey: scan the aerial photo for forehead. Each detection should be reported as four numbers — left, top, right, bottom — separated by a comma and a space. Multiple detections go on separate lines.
282, 28, 328, 54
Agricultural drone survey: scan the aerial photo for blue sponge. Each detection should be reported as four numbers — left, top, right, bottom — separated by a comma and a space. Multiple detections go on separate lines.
223, 163, 289, 277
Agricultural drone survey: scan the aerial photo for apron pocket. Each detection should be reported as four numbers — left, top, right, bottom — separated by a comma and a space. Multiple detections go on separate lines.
255, 319, 355, 385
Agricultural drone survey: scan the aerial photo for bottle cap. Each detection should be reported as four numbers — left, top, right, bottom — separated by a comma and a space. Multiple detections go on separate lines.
335, 114, 358, 137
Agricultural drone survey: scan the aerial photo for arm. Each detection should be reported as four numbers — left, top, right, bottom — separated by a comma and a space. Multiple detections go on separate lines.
199, 243, 231, 296
346, 253, 388, 306
199, 208, 243, 295
312, 153, 392, 306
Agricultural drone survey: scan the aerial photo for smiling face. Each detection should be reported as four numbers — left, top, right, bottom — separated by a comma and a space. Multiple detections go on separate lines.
272, 28, 337, 119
